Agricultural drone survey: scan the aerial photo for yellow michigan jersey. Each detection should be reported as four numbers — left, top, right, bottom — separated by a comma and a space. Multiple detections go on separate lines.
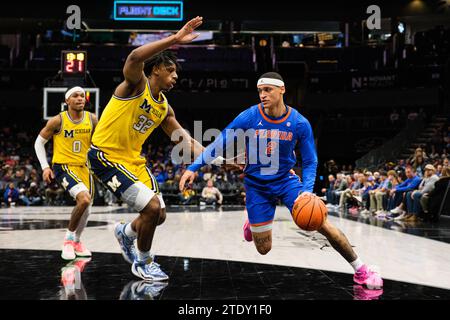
52, 111, 94, 165
91, 79, 169, 165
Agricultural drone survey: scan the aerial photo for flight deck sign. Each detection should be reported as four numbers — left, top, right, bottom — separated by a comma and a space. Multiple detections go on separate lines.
114, 1, 183, 21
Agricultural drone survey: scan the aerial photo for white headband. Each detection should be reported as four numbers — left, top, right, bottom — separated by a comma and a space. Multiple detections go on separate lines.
257, 78, 285, 87
65, 86, 85, 100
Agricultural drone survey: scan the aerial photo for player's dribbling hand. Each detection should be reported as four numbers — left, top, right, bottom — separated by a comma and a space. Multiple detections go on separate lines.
42, 167, 54, 184
179, 169, 196, 191
298, 191, 313, 198
174, 16, 203, 44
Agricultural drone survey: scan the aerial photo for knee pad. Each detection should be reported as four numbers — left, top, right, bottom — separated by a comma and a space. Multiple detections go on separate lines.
122, 182, 155, 212
69, 183, 89, 200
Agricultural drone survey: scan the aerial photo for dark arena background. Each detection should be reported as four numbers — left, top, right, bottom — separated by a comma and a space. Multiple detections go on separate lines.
0, 0, 450, 310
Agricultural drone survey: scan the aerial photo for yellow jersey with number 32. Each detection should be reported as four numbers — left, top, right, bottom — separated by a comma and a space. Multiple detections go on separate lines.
52, 111, 94, 165
91, 79, 169, 166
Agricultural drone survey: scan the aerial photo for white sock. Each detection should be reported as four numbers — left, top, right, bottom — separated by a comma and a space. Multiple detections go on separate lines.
124, 223, 137, 239
65, 230, 76, 242
136, 247, 151, 262
75, 206, 90, 242
350, 257, 364, 272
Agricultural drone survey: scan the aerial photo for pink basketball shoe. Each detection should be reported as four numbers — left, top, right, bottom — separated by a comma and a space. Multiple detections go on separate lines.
243, 219, 252, 242
73, 241, 92, 257
353, 265, 384, 289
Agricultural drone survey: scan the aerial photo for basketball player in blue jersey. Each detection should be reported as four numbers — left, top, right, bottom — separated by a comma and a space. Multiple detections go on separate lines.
180, 72, 383, 290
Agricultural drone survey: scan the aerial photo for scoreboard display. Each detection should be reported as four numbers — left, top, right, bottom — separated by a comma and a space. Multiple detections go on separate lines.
61, 50, 87, 77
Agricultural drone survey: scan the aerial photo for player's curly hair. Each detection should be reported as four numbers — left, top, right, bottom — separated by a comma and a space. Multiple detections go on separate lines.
144, 50, 181, 76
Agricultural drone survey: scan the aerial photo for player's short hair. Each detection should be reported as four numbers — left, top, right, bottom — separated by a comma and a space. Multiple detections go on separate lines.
144, 51, 181, 76
258, 72, 284, 82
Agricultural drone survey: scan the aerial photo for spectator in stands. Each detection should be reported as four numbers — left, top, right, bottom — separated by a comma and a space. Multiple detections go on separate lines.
166, 167, 176, 185
200, 179, 223, 206
331, 173, 348, 206
436, 164, 443, 177
395, 159, 406, 172
388, 166, 422, 219
3, 182, 19, 207
1, 166, 14, 186
412, 154, 426, 178
212, 168, 228, 184
153, 165, 168, 184
410, 147, 428, 163
374, 170, 397, 216
423, 167, 450, 222
321, 174, 336, 204
404, 164, 439, 222
360, 176, 378, 214
369, 170, 388, 214
324, 159, 339, 178
373, 171, 381, 184
19, 182, 43, 206
338, 173, 364, 211
45, 180, 64, 205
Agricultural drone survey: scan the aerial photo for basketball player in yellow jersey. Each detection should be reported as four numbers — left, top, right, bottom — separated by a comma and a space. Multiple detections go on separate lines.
35, 86, 98, 260
88, 17, 207, 281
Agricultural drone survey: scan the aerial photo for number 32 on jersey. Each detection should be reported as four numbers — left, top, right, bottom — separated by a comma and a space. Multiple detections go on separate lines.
133, 115, 154, 134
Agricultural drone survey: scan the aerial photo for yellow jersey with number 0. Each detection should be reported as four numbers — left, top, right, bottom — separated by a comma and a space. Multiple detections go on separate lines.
91, 79, 169, 165
52, 111, 93, 165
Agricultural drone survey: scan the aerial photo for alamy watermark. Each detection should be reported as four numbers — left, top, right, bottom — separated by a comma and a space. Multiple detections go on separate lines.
170, 122, 286, 176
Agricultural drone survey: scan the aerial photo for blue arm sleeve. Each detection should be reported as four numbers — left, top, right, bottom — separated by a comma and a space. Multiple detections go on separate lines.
187, 109, 250, 172
296, 119, 318, 193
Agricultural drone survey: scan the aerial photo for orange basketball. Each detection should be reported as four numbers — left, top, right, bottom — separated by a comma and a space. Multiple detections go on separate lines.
292, 194, 327, 231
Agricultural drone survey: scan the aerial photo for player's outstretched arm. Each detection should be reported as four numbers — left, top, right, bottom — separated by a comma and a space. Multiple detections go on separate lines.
117, 16, 203, 98
179, 109, 252, 191
34, 115, 62, 184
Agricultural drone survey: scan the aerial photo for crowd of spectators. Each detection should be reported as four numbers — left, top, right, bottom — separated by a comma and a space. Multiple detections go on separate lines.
0, 127, 245, 208
321, 122, 450, 222
0, 126, 48, 207
2, 118, 449, 220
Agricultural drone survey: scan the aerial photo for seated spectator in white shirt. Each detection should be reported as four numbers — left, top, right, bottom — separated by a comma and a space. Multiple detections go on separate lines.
201, 179, 223, 206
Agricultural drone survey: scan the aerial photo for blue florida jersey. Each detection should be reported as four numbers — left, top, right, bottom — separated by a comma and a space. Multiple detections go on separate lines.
188, 104, 318, 193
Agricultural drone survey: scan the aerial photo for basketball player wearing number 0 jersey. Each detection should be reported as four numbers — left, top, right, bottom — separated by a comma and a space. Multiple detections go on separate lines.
35, 86, 98, 261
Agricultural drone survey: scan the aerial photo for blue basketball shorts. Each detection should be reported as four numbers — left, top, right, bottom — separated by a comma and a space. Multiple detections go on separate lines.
244, 173, 303, 232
